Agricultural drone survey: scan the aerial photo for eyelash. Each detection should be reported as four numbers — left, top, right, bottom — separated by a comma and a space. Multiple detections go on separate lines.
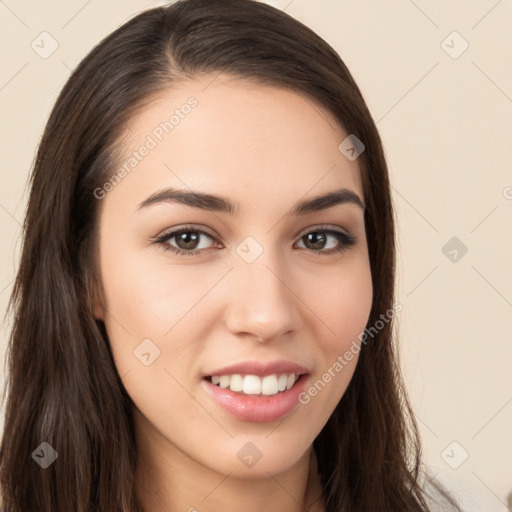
152, 224, 356, 257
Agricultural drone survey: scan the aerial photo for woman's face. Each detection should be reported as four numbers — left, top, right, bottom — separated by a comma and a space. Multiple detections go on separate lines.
94, 75, 373, 478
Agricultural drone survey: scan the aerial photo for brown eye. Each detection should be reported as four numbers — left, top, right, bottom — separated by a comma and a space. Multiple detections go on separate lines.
154, 227, 218, 256
296, 228, 356, 255
173, 231, 204, 251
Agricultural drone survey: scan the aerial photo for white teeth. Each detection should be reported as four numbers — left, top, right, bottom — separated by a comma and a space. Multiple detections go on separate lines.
243, 375, 261, 395
277, 374, 287, 391
261, 375, 278, 395
230, 374, 243, 392
208, 373, 300, 395
219, 375, 230, 388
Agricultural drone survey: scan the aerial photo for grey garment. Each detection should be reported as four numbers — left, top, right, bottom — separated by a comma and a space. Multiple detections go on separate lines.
421, 467, 510, 512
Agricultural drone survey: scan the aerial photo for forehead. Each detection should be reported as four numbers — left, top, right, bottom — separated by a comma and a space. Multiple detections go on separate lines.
107, 75, 364, 215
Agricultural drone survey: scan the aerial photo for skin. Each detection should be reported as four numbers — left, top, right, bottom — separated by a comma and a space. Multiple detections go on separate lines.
93, 75, 373, 512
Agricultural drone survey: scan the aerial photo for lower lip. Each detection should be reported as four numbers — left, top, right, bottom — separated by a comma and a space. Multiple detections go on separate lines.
201, 374, 309, 423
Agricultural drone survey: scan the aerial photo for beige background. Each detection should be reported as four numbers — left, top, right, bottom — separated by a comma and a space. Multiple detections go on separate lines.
1, 1, 511, 510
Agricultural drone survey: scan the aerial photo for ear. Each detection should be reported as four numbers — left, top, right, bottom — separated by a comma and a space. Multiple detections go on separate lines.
93, 300, 105, 321
89, 272, 105, 321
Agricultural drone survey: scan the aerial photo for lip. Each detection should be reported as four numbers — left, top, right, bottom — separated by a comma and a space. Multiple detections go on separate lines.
201, 373, 309, 423
204, 360, 310, 377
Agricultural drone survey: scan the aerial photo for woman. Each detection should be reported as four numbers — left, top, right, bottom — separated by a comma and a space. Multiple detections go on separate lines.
0, 0, 463, 510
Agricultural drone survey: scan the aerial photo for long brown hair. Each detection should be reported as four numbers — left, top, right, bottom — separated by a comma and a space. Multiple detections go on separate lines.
0, 1, 462, 510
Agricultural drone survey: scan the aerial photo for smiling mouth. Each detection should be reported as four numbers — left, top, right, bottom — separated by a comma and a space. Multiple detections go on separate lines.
204, 373, 305, 396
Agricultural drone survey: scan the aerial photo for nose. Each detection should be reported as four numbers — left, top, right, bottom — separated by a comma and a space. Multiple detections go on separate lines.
223, 250, 299, 343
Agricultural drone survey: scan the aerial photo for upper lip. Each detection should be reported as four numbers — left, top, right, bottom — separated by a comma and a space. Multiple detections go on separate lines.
205, 360, 310, 377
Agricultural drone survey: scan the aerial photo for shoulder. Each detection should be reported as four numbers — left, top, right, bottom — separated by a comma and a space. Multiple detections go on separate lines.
421, 466, 510, 512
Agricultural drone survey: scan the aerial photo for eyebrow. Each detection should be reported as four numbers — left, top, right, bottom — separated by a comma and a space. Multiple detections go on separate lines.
136, 186, 365, 215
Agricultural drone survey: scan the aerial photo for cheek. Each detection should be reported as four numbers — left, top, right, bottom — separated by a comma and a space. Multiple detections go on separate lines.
98, 238, 226, 376
98, 256, 219, 429
309, 257, 373, 348
302, 257, 372, 400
